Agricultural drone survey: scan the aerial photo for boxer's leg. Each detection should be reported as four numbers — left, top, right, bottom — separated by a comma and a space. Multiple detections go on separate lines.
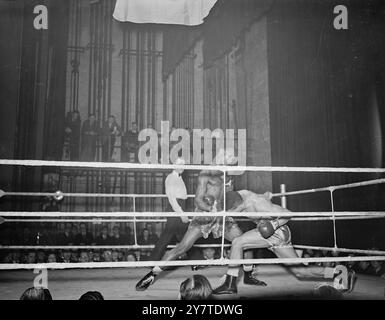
136, 225, 203, 291
273, 246, 355, 290
213, 230, 270, 294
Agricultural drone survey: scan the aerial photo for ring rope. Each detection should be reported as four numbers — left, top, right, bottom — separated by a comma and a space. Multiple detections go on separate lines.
2, 215, 385, 224
1, 211, 384, 218
1, 244, 385, 256
1, 159, 385, 173
1, 256, 385, 270
1, 178, 383, 204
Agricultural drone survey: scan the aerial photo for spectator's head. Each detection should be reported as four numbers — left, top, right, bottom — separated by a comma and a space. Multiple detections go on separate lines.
179, 275, 213, 300
112, 226, 120, 237
126, 251, 136, 261
11, 252, 21, 263
142, 228, 150, 240
47, 253, 56, 263
37, 251, 46, 263
203, 248, 216, 260
370, 260, 382, 269
313, 284, 342, 300
27, 252, 36, 264
134, 250, 141, 261
132, 122, 138, 131
80, 223, 87, 235
20, 287, 52, 300
306, 249, 314, 256
108, 115, 115, 124
62, 250, 71, 262
79, 251, 89, 263
102, 250, 112, 262
111, 251, 119, 262
88, 251, 94, 261
70, 251, 79, 262
93, 251, 101, 262
79, 291, 104, 300
89, 114, 96, 122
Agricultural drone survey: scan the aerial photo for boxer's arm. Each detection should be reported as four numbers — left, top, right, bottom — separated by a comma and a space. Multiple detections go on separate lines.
253, 198, 291, 227
194, 175, 212, 212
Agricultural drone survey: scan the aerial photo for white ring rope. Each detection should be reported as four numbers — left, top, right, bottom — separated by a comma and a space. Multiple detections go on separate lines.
1, 158, 385, 173
1, 256, 385, 270
1, 244, 385, 257
1, 211, 384, 218
2, 215, 385, 224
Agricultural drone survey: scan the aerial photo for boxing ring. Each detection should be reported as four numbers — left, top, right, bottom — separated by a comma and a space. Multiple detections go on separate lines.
0, 159, 385, 299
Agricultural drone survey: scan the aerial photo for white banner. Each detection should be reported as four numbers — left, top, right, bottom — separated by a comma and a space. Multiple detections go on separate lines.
113, 0, 218, 25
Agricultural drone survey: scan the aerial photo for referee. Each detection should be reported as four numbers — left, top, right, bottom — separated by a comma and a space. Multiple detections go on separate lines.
149, 158, 189, 261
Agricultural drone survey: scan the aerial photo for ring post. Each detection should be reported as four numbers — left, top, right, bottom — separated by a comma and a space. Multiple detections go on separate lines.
280, 184, 287, 209
133, 196, 138, 247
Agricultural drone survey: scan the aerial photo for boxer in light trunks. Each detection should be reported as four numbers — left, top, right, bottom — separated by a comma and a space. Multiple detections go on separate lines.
213, 190, 356, 294
135, 150, 264, 291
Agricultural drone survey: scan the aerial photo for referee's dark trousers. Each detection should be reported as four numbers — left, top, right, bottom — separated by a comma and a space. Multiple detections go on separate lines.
149, 199, 189, 261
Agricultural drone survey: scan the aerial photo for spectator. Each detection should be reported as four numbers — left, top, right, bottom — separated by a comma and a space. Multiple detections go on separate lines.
78, 223, 94, 245
88, 251, 94, 262
95, 226, 112, 245
27, 252, 37, 264
357, 260, 371, 275
70, 251, 79, 263
9, 252, 21, 263
111, 225, 123, 245
20, 287, 52, 300
64, 110, 81, 161
101, 115, 121, 161
79, 251, 89, 263
92, 251, 101, 262
111, 251, 120, 262
79, 291, 104, 300
37, 251, 46, 263
202, 247, 216, 260
47, 253, 57, 263
80, 114, 100, 161
123, 122, 139, 162
57, 223, 73, 245
61, 250, 72, 263
138, 228, 154, 245
368, 260, 385, 277
313, 283, 342, 300
126, 251, 137, 261
144, 223, 159, 243
179, 275, 213, 300
102, 250, 112, 262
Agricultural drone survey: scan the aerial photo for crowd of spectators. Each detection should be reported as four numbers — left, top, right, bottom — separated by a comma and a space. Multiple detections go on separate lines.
302, 248, 385, 278
1, 222, 384, 279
